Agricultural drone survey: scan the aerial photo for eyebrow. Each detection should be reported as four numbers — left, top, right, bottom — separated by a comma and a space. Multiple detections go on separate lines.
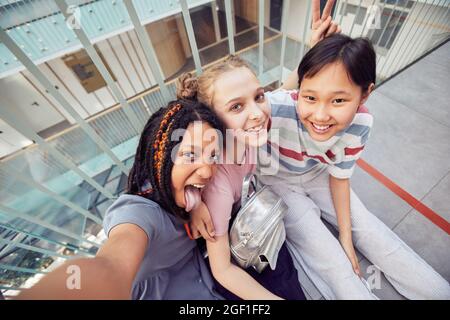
180, 142, 219, 152
179, 145, 201, 153
224, 87, 265, 105
301, 89, 351, 95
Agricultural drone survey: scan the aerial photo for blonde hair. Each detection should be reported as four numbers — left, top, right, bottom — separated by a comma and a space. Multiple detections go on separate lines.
176, 55, 255, 107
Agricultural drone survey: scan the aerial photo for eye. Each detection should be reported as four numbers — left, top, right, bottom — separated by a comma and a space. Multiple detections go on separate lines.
230, 104, 243, 112
303, 96, 316, 102
255, 93, 265, 103
210, 153, 220, 163
182, 151, 197, 163
332, 98, 346, 104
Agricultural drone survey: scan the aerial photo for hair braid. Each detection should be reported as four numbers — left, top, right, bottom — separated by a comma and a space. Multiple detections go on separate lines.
127, 99, 225, 221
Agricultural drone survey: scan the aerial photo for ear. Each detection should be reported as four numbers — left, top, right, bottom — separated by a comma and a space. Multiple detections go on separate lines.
360, 83, 375, 105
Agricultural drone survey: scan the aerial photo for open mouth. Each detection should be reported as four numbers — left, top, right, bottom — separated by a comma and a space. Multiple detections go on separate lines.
310, 122, 334, 134
244, 119, 268, 135
184, 183, 206, 212
245, 125, 264, 134
186, 183, 206, 190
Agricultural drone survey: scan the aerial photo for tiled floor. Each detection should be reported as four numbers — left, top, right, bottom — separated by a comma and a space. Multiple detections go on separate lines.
302, 41, 450, 300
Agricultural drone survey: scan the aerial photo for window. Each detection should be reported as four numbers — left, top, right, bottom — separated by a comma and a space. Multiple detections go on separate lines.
340, 3, 368, 25
63, 50, 114, 93
380, 0, 414, 9
369, 8, 408, 50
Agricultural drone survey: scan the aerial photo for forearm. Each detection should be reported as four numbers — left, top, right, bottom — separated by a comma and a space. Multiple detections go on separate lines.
279, 70, 299, 90
17, 257, 132, 300
207, 236, 281, 300
329, 176, 352, 237
213, 264, 282, 300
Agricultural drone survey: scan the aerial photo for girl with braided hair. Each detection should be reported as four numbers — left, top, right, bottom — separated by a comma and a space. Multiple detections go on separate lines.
18, 99, 229, 299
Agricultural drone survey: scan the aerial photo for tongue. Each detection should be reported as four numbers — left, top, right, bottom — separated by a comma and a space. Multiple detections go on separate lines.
184, 185, 202, 212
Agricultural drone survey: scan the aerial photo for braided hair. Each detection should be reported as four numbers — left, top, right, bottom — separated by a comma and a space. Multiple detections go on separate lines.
127, 99, 225, 221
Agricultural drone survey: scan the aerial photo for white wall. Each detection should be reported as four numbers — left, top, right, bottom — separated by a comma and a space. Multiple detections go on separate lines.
0, 72, 67, 131
0, 118, 33, 158
285, 0, 311, 42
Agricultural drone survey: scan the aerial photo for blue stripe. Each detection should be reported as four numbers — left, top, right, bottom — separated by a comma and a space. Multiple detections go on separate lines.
334, 160, 356, 170
271, 104, 309, 133
271, 104, 298, 120
345, 124, 370, 138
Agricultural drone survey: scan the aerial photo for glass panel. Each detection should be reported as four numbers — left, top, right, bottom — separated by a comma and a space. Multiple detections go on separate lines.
145, 12, 193, 81
269, 0, 283, 30
191, 2, 230, 67
370, 9, 408, 50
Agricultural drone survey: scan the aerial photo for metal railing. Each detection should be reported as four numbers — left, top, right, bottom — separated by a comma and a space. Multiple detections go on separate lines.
0, 0, 449, 297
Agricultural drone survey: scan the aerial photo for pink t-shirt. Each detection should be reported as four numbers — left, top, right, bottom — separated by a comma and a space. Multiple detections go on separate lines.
202, 148, 256, 236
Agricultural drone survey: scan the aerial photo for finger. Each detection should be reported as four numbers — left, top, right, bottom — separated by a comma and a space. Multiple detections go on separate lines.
353, 259, 361, 277
312, 0, 321, 24
336, 25, 342, 33
206, 220, 216, 239
198, 224, 214, 242
189, 221, 199, 237
192, 228, 201, 239
316, 16, 332, 36
325, 22, 338, 37
321, 0, 336, 21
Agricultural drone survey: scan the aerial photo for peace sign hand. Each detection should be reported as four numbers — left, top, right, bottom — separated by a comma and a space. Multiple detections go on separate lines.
310, 0, 342, 48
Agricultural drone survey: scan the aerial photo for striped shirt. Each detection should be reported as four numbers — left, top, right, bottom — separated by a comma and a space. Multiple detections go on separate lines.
256, 89, 373, 185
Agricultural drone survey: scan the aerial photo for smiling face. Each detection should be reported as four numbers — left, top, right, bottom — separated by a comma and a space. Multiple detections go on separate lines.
171, 121, 220, 209
297, 61, 373, 142
211, 67, 270, 148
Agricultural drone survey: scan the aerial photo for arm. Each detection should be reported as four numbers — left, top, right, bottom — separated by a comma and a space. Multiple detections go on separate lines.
189, 201, 216, 242
17, 223, 147, 299
207, 235, 282, 300
329, 176, 361, 276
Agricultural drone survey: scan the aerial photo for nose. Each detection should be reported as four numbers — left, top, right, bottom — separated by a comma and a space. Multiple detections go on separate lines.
195, 162, 214, 180
313, 104, 331, 122
249, 102, 264, 121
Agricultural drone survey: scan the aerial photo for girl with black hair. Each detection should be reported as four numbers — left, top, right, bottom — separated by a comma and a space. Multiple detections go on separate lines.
255, 33, 450, 300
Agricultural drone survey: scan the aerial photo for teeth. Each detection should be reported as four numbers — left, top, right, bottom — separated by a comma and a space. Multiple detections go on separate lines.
191, 184, 205, 189
312, 123, 331, 131
246, 125, 263, 132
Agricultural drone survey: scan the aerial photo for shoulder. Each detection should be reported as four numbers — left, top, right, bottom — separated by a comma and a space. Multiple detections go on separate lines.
344, 105, 373, 140
266, 89, 298, 107
205, 164, 238, 196
353, 105, 373, 129
104, 194, 165, 241
265, 89, 298, 119
266, 89, 298, 110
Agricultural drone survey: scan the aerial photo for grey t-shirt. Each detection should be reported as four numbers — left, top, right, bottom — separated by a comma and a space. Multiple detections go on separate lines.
103, 194, 223, 300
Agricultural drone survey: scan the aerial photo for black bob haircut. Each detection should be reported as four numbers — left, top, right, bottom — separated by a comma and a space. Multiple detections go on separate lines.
297, 33, 376, 92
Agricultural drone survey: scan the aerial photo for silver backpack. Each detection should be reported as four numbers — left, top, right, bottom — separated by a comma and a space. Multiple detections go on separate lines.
229, 173, 287, 273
